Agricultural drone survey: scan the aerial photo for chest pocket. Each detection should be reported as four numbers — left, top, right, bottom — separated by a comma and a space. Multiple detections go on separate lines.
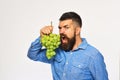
71, 62, 87, 74
70, 62, 92, 80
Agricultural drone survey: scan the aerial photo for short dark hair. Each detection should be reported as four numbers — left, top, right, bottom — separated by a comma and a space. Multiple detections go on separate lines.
59, 12, 82, 28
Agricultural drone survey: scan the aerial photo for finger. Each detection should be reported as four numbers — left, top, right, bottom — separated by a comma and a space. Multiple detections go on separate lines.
43, 28, 51, 35
40, 26, 53, 37
45, 26, 53, 34
40, 28, 46, 36
40, 30, 44, 37
49, 26, 53, 32
45, 29, 50, 35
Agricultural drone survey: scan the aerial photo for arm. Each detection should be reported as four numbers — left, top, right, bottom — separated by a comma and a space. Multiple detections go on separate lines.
27, 37, 53, 63
89, 52, 109, 80
27, 25, 53, 63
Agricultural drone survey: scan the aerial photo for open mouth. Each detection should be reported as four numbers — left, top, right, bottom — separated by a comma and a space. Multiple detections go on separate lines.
60, 35, 68, 44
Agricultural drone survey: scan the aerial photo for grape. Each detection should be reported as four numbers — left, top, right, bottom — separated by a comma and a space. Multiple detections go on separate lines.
41, 33, 60, 59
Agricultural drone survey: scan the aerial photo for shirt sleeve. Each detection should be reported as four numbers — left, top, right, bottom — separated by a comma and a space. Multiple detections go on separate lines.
27, 37, 53, 63
89, 52, 109, 80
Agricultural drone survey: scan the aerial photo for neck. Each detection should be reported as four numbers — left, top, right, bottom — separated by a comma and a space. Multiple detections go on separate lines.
72, 36, 82, 51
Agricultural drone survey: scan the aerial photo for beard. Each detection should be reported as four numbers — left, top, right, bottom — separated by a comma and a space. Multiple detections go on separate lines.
60, 34, 75, 51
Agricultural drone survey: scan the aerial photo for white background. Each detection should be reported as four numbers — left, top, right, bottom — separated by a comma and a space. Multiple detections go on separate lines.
0, 0, 120, 80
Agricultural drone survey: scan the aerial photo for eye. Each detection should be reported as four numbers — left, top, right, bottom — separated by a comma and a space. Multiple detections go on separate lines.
58, 26, 61, 29
65, 26, 69, 29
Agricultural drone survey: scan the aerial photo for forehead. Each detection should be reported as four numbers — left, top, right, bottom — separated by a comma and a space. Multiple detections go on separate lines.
59, 19, 73, 27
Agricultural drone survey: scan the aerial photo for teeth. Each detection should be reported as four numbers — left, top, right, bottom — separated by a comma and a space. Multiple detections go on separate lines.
61, 36, 65, 40
61, 36, 65, 38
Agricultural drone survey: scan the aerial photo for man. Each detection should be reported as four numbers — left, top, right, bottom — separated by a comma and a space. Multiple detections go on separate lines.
27, 12, 109, 80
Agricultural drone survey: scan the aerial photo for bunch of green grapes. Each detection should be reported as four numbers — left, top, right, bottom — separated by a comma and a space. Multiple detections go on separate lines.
41, 33, 60, 59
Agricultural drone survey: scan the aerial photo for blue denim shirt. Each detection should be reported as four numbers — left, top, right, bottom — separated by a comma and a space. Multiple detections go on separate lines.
28, 37, 109, 80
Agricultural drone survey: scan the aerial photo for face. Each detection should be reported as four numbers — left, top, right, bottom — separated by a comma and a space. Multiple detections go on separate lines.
58, 19, 76, 51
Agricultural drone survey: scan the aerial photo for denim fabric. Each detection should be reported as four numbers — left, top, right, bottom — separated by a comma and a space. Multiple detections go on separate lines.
28, 37, 109, 80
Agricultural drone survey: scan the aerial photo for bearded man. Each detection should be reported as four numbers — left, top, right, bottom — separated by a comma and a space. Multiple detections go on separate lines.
27, 12, 109, 80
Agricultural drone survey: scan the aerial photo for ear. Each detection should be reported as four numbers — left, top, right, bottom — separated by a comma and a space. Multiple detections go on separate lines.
75, 27, 81, 35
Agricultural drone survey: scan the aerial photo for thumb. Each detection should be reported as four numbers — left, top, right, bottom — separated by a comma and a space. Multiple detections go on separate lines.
50, 26, 53, 32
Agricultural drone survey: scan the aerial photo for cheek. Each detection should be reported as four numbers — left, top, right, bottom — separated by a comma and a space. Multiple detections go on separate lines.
67, 32, 75, 39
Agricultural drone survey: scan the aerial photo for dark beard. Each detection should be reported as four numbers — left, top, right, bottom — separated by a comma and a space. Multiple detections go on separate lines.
60, 35, 75, 51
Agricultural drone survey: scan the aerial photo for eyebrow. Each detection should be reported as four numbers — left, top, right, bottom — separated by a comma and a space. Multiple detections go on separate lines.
58, 25, 69, 29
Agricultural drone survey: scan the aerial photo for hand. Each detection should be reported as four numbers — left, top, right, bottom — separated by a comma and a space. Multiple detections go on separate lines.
40, 26, 53, 37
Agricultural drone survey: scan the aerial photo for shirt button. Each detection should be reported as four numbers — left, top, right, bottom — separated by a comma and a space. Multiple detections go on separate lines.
78, 65, 81, 68
63, 73, 66, 76
66, 62, 68, 65
70, 52, 73, 54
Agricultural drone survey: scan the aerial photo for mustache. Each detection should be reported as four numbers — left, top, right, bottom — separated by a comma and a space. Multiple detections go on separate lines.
60, 33, 67, 38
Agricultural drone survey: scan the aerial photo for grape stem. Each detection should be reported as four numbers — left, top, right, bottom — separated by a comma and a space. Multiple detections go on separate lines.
51, 21, 52, 27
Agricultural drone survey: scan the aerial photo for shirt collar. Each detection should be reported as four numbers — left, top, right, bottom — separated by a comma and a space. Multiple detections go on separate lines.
77, 38, 88, 50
